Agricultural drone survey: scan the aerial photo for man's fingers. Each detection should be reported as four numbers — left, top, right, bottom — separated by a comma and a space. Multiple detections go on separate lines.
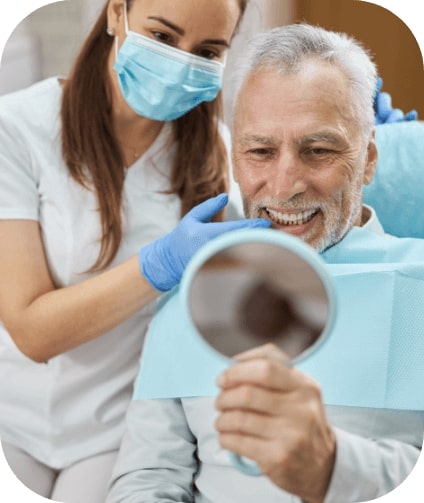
215, 384, 286, 415
216, 357, 307, 393
233, 342, 290, 364
215, 409, 275, 439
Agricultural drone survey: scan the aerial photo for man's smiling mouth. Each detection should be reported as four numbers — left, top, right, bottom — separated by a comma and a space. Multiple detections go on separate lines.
265, 208, 318, 226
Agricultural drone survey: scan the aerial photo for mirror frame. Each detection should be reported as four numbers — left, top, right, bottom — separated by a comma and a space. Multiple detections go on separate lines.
180, 228, 337, 365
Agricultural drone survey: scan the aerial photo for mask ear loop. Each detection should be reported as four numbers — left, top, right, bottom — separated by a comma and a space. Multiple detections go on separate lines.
114, 33, 119, 60
221, 52, 228, 70
123, 0, 130, 35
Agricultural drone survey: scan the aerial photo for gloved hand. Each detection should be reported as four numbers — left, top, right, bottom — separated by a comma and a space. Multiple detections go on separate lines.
138, 193, 271, 292
374, 77, 418, 125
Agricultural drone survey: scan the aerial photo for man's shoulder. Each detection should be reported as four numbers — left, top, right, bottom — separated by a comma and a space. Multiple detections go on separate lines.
323, 226, 424, 265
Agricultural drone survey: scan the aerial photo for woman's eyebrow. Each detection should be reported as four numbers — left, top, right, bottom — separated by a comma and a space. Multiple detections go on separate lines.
148, 16, 185, 36
202, 39, 230, 48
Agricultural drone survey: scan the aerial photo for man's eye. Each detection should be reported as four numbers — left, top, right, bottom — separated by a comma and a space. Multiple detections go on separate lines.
310, 148, 330, 155
249, 148, 273, 156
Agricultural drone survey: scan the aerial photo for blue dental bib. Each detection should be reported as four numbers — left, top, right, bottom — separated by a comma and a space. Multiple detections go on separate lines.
134, 226, 424, 410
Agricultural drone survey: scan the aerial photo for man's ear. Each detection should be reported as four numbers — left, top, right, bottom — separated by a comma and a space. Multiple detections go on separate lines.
363, 130, 378, 186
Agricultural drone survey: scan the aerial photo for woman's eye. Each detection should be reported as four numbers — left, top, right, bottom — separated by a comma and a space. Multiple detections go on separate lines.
197, 48, 220, 60
151, 31, 174, 45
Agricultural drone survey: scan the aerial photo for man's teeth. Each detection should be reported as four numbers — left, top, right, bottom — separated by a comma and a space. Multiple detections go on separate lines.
266, 208, 317, 225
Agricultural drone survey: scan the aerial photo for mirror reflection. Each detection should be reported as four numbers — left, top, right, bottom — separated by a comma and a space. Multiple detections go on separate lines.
189, 242, 330, 361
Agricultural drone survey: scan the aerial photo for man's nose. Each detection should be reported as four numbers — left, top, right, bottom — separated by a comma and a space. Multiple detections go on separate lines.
270, 152, 307, 200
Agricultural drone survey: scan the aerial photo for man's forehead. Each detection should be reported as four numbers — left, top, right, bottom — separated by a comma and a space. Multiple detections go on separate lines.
237, 63, 351, 111
234, 82, 355, 146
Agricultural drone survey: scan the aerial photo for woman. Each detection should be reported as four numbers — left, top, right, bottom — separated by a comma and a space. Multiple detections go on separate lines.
0, 0, 269, 501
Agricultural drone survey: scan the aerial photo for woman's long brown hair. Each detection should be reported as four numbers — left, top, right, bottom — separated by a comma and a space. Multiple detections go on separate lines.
61, 0, 248, 271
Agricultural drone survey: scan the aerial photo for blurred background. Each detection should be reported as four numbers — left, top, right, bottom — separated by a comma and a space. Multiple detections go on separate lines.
0, 0, 423, 123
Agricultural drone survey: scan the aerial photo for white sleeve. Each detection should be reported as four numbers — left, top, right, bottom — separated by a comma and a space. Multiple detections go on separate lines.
218, 121, 244, 221
0, 114, 39, 220
106, 399, 197, 503
323, 428, 421, 503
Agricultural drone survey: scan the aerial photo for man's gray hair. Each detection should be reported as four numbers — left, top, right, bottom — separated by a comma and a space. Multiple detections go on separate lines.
233, 23, 377, 139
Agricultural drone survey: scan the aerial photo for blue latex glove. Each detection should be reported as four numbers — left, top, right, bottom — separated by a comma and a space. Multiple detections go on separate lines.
138, 193, 271, 292
374, 77, 418, 125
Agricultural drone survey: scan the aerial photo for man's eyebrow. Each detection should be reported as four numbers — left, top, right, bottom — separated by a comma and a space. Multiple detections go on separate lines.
296, 132, 344, 145
238, 134, 279, 146
147, 16, 230, 47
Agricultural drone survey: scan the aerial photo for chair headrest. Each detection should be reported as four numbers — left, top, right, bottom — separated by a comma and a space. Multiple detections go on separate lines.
363, 121, 424, 238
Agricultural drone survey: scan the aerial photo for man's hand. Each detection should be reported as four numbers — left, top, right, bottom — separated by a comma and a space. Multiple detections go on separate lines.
215, 343, 336, 503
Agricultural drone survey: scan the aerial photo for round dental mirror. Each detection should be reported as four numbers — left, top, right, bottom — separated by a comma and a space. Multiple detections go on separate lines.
185, 230, 335, 365
181, 228, 336, 477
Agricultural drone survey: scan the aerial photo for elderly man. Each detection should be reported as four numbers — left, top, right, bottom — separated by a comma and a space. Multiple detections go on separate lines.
107, 24, 422, 503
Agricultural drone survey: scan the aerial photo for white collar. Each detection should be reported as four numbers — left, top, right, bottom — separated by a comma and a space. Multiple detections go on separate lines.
361, 204, 385, 236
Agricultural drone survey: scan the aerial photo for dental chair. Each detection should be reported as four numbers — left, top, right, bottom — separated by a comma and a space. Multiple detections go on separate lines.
364, 121, 424, 238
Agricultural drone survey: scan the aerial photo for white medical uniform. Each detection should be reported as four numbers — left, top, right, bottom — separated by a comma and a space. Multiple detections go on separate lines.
106, 209, 423, 503
0, 77, 242, 469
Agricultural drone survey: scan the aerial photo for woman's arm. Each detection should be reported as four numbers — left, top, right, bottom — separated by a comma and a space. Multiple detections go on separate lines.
0, 219, 158, 362
0, 195, 270, 362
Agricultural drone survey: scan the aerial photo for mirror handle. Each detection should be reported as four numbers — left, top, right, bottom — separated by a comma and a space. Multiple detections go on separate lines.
228, 452, 262, 476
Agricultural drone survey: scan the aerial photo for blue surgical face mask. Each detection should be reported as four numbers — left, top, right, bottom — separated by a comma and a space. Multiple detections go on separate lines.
113, 3, 225, 121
